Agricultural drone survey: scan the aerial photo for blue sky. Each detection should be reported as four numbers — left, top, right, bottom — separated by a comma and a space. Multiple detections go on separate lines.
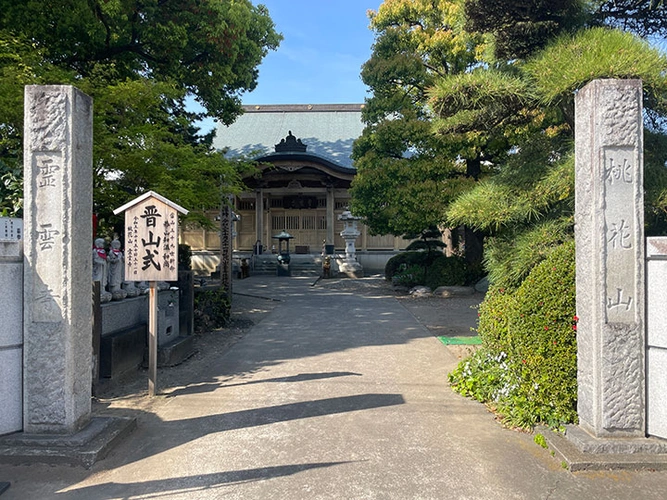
244, 1, 381, 104
196, 1, 380, 133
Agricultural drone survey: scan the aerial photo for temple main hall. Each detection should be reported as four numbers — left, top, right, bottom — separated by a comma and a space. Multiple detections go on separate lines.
182, 104, 408, 271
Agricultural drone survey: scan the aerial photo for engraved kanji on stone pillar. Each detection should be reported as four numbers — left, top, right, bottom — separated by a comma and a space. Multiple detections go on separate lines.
575, 79, 645, 437
23, 86, 93, 434
219, 195, 234, 298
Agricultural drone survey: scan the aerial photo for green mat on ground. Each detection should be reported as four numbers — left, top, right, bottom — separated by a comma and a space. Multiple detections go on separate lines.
437, 335, 482, 345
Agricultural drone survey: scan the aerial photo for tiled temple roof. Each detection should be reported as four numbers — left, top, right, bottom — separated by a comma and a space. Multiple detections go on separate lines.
213, 104, 365, 170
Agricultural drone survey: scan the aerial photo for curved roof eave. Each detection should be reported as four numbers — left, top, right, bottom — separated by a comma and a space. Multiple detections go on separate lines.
255, 151, 356, 176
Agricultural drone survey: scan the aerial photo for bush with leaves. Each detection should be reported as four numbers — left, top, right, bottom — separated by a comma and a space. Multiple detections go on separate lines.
387, 250, 475, 288
392, 264, 426, 288
449, 240, 577, 429
194, 287, 231, 334
385, 252, 428, 281
424, 255, 469, 289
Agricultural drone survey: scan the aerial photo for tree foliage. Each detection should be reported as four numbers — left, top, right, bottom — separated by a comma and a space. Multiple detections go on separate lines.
0, 0, 280, 123
465, 0, 667, 60
361, 0, 667, 428
465, 0, 584, 60
350, 0, 485, 237
589, 0, 667, 38
440, 25, 667, 288
0, 0, 281, 226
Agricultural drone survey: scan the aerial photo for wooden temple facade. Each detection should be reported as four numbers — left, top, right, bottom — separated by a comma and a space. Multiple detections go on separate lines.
181, 104, 408, 268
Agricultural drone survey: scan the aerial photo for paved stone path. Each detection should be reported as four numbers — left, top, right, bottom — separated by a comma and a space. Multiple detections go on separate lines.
2, 275, 667, 499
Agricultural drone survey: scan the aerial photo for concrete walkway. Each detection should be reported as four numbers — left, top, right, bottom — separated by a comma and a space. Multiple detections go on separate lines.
2, 275, 667, 499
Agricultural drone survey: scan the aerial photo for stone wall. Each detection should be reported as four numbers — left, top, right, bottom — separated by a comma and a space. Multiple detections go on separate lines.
646, 238, 667, 439
96, 287, 192, 380
0, 240, 23, 435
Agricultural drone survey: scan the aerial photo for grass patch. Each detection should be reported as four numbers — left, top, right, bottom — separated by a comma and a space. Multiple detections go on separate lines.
438, 335, 482, 345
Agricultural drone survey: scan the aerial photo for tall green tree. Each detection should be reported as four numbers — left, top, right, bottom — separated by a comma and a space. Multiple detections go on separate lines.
433, 3, 667, 287
350, 0, 485, 238
445, 1, 667, 429
0, 0, 282, 225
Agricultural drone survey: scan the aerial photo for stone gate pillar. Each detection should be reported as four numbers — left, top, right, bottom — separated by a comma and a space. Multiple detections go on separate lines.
23, 85, 93, 434
574, 79, 645, 438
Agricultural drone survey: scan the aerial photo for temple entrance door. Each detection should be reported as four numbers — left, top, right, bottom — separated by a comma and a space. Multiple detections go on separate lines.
270, 209, 326, 252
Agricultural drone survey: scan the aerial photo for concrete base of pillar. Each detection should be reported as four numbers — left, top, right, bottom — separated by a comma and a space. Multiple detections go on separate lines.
337, 260, 364, 279
157, 335, 196, 367
544, 425, 667, 471
0, 416, 136, 469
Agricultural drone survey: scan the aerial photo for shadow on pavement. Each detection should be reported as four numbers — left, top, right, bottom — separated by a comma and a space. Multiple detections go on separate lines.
94, 393, 404, 469
166, 371, 363, 397
54, 461, 356, 499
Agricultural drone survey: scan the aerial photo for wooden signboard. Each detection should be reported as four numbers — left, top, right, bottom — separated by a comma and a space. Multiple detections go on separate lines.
114, 191, 188, 395
114, 192, 187, 282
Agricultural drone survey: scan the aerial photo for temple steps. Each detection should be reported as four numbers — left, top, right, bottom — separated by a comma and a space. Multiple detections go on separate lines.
249, 254, 324, 276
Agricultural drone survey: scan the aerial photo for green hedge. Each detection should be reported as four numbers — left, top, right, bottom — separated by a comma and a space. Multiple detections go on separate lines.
424, 255, 468, 288
384, 252, 430, 280
449, 240, 577, 429
385, 251, 472, 287
391, 264, 426, 288
194, 287, 231, 334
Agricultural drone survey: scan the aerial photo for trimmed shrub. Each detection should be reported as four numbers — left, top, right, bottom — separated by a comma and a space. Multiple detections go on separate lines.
477, 284, 515, 353
449, 240, 577, 429
386, 251, 479, 287
424, 255, 468, 288
384, 251, 428, 280
392, 264, 426, 288
194, 287, 231, 334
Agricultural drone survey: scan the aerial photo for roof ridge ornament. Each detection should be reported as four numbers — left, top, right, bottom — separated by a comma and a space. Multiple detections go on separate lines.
275, 130, 307, 152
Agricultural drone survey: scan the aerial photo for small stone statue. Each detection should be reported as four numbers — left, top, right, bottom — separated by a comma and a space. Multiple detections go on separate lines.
107, 239, 127, 301
92, 238, 112, 303
122, 280, 139, 298
136, 281, 150, 294
322, 255, 331, 278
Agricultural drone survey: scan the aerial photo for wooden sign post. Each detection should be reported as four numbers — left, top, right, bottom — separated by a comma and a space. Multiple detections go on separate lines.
114, 191, 188, 396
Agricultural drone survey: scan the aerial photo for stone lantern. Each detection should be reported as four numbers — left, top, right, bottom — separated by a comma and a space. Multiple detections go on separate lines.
272, 230, 294, 276
337, 210, 363, 278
